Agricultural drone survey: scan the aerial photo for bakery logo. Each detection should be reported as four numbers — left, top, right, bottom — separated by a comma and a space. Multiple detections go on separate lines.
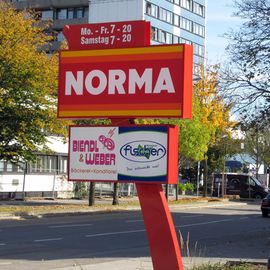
120, 140, 166, 163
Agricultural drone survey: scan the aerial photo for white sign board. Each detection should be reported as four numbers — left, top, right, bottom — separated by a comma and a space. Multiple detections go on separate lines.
69, 126, 169, 183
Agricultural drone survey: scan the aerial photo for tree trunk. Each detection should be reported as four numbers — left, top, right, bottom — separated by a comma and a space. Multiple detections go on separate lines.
112, 182, 119, 205
204, 158, 208, 197
88, 182, 96, 206
165, 184, 169, 200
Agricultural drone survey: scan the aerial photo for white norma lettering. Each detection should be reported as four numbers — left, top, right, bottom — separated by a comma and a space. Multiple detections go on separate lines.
129, 68, 152, 94
64, 68, 175, 95
65, 71, 83, 95
154, 68, 175, 93
85, 70, 107, 95
108, 70, 126, 94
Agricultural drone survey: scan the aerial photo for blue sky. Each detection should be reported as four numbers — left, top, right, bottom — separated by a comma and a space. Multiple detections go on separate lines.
206, 0, 243, 63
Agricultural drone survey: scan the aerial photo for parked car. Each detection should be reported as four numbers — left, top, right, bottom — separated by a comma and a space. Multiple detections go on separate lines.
261, 193, 270, 217
212, 173, 270, 199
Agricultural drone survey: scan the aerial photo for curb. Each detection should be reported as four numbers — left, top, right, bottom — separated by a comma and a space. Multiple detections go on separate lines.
0, 200, 248, 220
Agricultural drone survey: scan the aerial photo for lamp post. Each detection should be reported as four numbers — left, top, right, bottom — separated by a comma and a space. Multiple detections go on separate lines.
221, 135, 229, 197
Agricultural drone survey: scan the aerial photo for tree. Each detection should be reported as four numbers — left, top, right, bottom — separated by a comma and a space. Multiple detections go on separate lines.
207, 133, 243, 174
241, 121, 270, 178
222, 0, 270, 124
138, 65, 234, 165
0, 2, 68, 164
179, 65, 234, 162
140, 65, 234, 195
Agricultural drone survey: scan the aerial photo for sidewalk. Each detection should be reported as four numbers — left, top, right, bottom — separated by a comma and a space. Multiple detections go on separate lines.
51, 257, 267, 270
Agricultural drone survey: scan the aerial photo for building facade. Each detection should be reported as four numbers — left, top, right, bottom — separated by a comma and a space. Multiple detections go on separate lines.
89, 0, 206, 71
10, 0, 206, 68
10, 0, 89, 52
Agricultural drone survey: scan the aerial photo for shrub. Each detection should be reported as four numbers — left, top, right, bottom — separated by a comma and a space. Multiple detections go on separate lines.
185, 182, 195, 192
178, 183, 187, 192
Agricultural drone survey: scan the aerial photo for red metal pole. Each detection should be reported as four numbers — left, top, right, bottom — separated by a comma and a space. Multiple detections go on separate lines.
136, 183, 184, 270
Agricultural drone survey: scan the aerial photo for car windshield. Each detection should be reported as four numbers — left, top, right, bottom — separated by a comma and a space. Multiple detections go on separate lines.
250, 176, 263, 186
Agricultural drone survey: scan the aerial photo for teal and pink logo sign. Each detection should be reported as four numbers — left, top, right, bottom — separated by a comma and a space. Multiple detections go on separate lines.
120, 141, 166, 162
68, 125, 178, 183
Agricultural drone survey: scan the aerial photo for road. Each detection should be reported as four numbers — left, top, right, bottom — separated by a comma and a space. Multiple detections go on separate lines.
0, 202, 269, 269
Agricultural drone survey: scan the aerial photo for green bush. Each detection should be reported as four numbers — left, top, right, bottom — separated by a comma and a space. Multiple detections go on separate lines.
178, 183, 187, 192
185, 182, 195, 192
178, 182, 195, 193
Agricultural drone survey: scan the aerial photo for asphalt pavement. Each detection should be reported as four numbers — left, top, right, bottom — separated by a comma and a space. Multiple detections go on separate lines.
0, 196, 267, 270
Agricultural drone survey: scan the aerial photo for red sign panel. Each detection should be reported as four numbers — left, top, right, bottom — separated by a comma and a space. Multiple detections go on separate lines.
58, 44, 193, 119
63, 20, 151, 50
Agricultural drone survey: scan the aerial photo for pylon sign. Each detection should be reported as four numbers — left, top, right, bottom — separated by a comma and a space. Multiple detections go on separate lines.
59, 20, 191, 270
58, 44, 193, 119
68, 125, 178, 184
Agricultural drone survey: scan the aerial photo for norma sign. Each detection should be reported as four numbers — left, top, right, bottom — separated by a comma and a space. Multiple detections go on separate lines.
68, 125, 178, 184
63, 20, 151, 50
58, 44, 193, 119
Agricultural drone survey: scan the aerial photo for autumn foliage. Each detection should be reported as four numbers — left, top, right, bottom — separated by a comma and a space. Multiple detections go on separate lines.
0, 2, 68, 163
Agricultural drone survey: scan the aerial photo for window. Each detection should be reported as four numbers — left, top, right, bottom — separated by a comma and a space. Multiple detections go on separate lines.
173, 35, 179, 44
193, 22, 205, 37
59, 156, 67, 174
180, 17, 192, 32
159, 8, 167, 21
193, 43, 204, 56
180, 37, 192, 45
41, 10, 53, 20
158, 29, 166, 43
156, 29, 173, 44
0, 161, 4, 172
67, 7, 88, 19
193, 2, 205, 17
84, 7, 89, 18
17, 163, 24, 172
6, 162, 13, 172
165, 0, 180, 4
159, 8, 173, 24
166, 32, 173, 44
76, 8, 84, 18
30, 155, 57, 173
151, 26, 158, 41
174, 14, 180, 27
67, 8, 74, 19
181, 0, 192, 10
145, 2, 158, 18
56, 9, 67, 20
166, 10, 173, 24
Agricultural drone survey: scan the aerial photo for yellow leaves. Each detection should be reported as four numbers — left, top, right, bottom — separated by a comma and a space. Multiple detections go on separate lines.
178, 64, 235, 161
0, 2, 69, 163
193, 65, 234, 136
